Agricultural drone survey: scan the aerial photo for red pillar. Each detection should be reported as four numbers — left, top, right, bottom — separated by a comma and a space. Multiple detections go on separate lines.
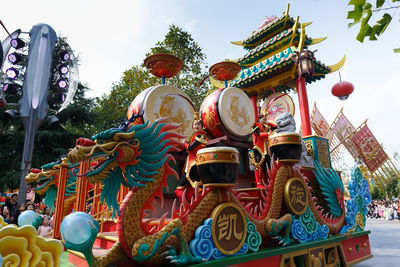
249, 95, 258, 121
74, 160, 89, 212
52, 158, 68, 239
296, 77, 312, 136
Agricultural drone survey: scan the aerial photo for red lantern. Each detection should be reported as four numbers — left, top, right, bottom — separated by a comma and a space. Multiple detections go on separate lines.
331, 81, 354, 100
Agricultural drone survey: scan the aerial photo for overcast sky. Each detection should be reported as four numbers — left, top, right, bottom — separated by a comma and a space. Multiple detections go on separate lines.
1, 0, 399, 165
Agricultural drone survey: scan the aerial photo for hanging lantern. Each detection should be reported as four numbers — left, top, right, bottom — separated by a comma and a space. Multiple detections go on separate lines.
295, 49, 315, 77
331, 81, 354, 100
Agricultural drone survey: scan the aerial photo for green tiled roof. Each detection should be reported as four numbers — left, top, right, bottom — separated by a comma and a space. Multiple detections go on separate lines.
230, 46, 331, 91
238, 28, 312, 66
241, 15, 295, 48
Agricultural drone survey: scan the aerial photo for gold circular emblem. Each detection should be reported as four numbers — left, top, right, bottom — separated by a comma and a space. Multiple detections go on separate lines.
284, 177, 308, 215
211, 203, 247, 255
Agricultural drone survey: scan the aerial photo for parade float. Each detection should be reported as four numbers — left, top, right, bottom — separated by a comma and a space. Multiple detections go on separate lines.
0, 4, 375, 267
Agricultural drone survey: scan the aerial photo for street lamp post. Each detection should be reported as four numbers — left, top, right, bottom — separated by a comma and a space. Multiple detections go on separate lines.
17, 24, 57, 204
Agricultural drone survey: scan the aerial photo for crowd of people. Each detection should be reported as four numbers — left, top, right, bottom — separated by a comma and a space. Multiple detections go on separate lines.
0, 193, 54, 238
367, 199, 400, 221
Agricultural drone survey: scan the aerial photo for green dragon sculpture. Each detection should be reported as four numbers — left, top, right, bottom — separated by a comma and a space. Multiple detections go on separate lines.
25, 160, 79, 214
65, 116, 345, 266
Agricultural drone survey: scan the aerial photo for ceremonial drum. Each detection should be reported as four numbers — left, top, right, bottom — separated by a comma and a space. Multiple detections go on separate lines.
196, 146, 240, 186
127, 85, 195, 138
268, 132, 302, 163
200, 87, 255, 139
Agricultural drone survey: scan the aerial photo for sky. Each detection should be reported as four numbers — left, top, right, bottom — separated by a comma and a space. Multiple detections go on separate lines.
1, 0, 399, 166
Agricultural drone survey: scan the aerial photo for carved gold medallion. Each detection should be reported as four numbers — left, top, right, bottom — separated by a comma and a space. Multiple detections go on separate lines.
211, 203, 247, 255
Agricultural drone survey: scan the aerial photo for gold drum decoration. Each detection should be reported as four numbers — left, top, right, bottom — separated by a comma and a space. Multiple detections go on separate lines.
126, 85, 195, 138
268, 132, 302, 163
211, 203, 247, 255
284, 177, 308, 215
200, 87, 255, 139
197, 146, 239, 187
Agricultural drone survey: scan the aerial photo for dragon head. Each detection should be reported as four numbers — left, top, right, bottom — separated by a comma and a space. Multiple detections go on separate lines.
25, 161, 61, 196
25, 159, 79, 212
67, 116, 184, 216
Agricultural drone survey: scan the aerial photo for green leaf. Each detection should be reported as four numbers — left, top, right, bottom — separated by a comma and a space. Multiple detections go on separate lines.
357, 23, 373, 42
348, 0, 367, 6
376, 0, 385, 8
394, 48, 400, 53
348, 21, 361, 28
363, 2, 373, 9
373, 13, 392, 36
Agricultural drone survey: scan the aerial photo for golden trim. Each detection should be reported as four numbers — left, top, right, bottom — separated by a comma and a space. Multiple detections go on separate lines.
236, 187, 267, 192
328, 55, 346, 73
348, 254, 373, 266
303, 134, 329, 141
197, 147, 239, 154
97, 234, 118, 242
211, 203, 247, 255
310, 37, 327, 45
197, 159, 240, 166
240, 197, 259, 200
284, 177, 308, 215
203, 183, 236, 187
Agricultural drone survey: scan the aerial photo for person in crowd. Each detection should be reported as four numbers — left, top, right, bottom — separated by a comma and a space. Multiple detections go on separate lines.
5, 193, 19, 224
1, 206, 12, 224
37, 215, 52, 238
26, 203, 34, 211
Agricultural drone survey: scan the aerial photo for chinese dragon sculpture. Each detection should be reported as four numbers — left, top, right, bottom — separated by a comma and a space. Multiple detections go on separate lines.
25, 160, 79, 214
65, 114, 346, 266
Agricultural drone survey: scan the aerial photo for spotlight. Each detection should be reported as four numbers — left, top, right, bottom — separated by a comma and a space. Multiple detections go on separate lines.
57, 64, 69, 75
8, 52, 24, 64
57, 78, 68, 90
3, 83, 21, 95
58, 50, 70, 61
54, 92, 65, 103
5, 67, 19, 80
10, 38, 26, 49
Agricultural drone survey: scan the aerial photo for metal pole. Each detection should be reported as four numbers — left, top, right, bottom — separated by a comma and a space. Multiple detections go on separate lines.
18, 108, 38, 204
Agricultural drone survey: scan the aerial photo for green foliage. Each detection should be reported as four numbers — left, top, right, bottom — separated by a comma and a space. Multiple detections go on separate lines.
0, 83, 97, 192
145, 24, 210, 109
95, 24, 210, 131
94, 66, 159, 131
347, 0, 400, 52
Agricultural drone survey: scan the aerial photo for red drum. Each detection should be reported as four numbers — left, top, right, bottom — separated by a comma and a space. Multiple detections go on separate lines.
200, 87, 255, 139
127, 85, 195, 137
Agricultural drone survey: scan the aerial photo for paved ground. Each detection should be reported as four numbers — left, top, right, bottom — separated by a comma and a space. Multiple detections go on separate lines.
355, 218, 400, 267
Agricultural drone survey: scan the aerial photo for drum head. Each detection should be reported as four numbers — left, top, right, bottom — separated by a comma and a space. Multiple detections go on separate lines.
218, 87, 255, 137
133, 85, 195, 137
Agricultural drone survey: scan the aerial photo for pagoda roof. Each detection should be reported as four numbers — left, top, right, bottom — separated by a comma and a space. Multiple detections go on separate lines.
240, 14, 296, 49
230, 46, 331, 96
237, 27, 312, 66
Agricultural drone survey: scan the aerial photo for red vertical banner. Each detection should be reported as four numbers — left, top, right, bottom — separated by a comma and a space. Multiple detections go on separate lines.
331, 113, 359, 159
351, 125, 388, 172
311, 104, 333, 141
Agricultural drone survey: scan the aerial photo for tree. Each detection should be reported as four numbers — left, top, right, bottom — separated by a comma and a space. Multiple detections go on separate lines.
145, 24, 209, 109
0, 83, 97, 192
95, 24, 210, 129
94, 66, 158, 130
347, 0, 400, 52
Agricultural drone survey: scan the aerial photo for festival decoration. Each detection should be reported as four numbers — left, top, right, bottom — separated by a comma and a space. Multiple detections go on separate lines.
340, 165, 371, 233
18, 210, 42, 229
9, 5, 374, 267
0, 224, 63, 267
331, 81, 354, 100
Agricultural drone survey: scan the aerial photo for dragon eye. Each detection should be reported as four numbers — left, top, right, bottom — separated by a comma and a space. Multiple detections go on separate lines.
97, 139, 104, 144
